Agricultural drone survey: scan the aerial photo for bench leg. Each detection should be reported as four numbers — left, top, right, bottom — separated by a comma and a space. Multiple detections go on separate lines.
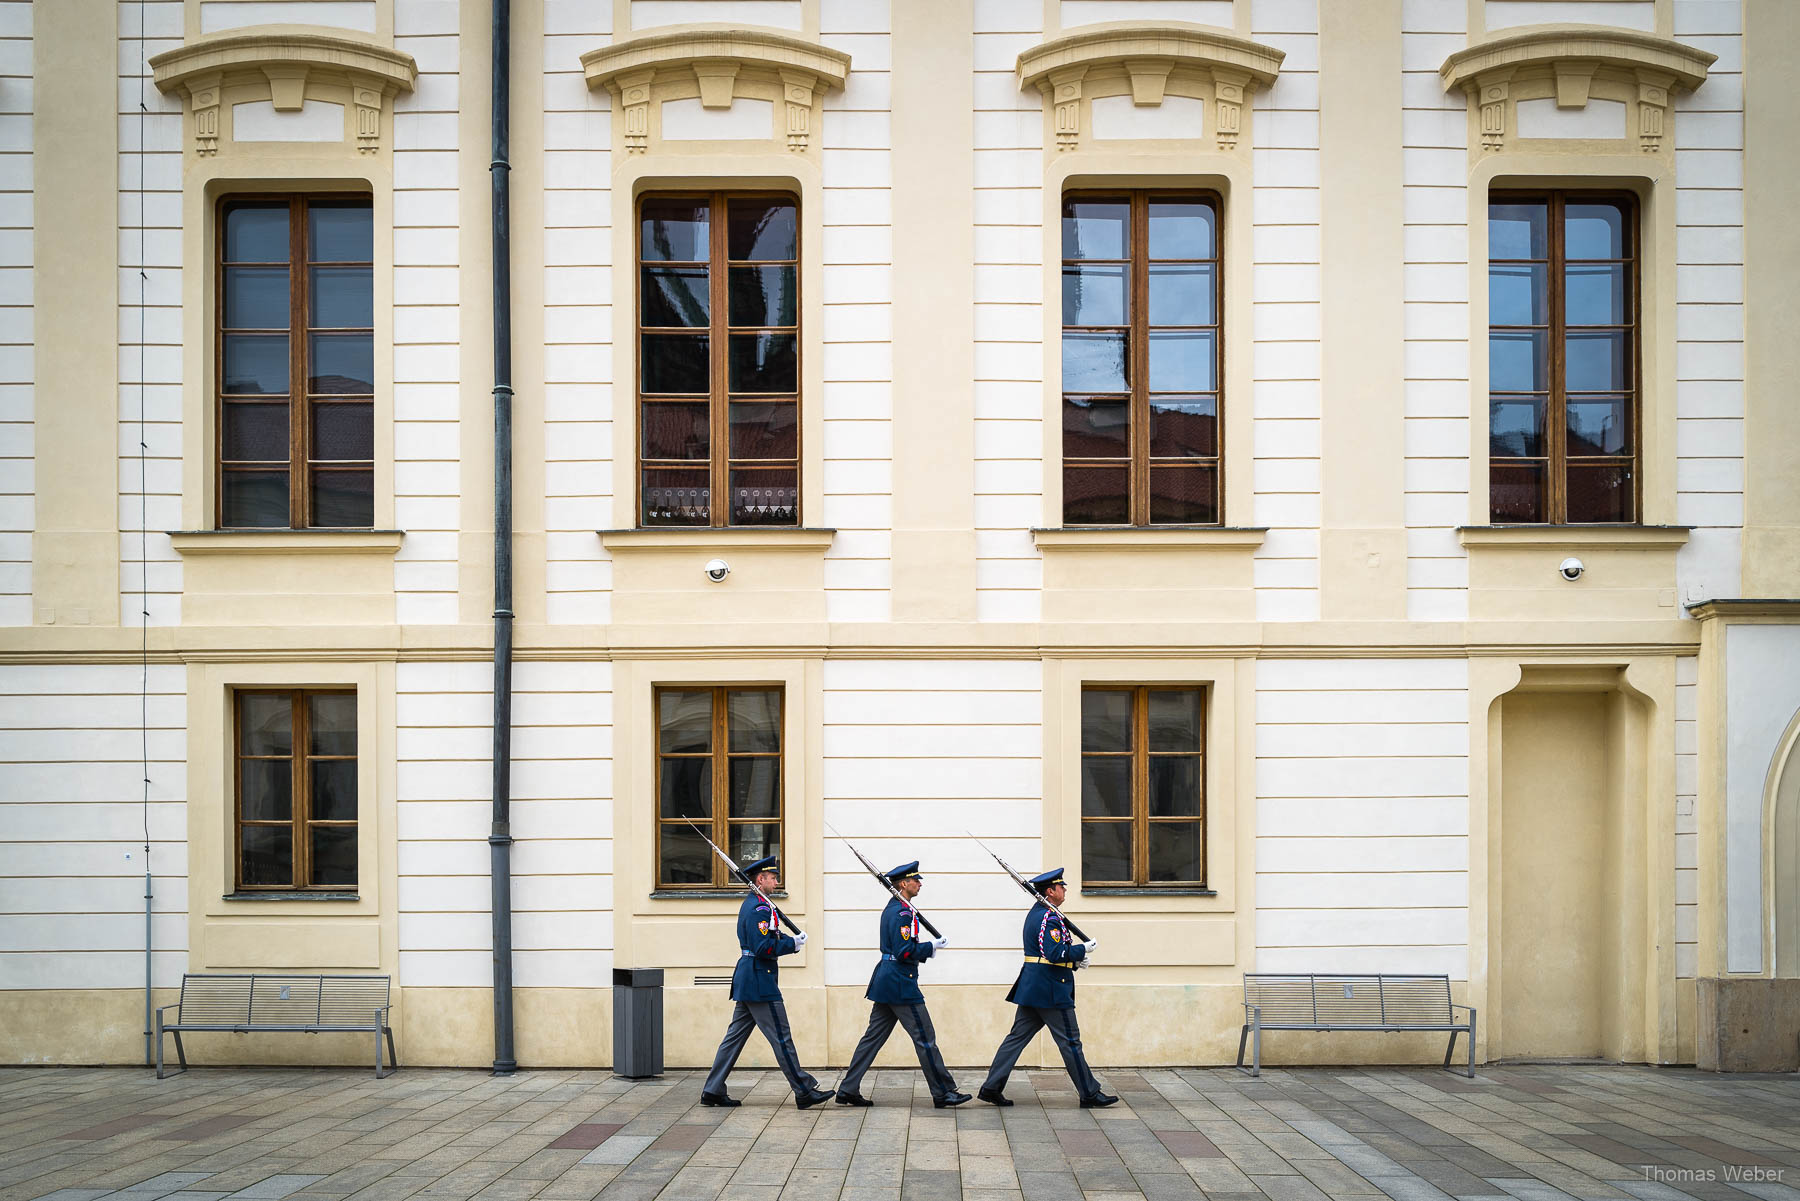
172, 1030, 187, 1075
1235, 1024, 1251, 1074
1467, 1011, 1477, 1079
385, 1027, 399, 1077
155, 1014, 165, 1079
1442, 1029, 1459, 1074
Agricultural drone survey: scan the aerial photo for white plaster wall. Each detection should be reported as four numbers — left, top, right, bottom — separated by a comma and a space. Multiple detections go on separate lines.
1250, 0, 1322, 622
395, 660, 615, 987
0, 0, 30, 628
1401, 0, 1471, 622
0, 664, 188, 989
1673, 0, 1744, 606
971, 0, 1042, 623
199, 1, 378, 33
1723, 624, 1800, 974
821, 660, 1043, 987
1061, 0, 1235, 27
1484, 0, 1654, 31
631, 0, 803, 30
120, 0, 183, 629
542, 0, 612, 625
1675, 653, 1697, 978
820, 0, 894, 623
1254, 658, 1471, 975
392, 0, 462, 625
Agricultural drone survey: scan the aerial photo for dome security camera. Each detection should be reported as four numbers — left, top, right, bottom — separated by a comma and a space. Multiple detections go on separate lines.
1558, 556, 1585, 582
704, 558, 731, 583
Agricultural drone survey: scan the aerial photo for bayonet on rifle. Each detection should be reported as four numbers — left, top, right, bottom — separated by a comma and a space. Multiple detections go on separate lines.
968, 831, 1090, 942
824, 820, 944, 939
683, 816, 803, 935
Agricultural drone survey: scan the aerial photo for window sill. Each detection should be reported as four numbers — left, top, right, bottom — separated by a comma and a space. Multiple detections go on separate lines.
650, 888, 788, 900
1456, 524, 1690, 550
223, 891, 361, 902
1080, 886, 1217, 897
170, 530, 405, 557
599, 528, 836, 551
1032, 526, 1267, 549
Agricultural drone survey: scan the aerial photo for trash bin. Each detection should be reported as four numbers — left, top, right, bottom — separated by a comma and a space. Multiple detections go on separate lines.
612, 968, 664, 1079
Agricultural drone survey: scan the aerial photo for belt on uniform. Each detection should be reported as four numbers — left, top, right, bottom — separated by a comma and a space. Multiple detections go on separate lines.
1022, 956, 1059, 965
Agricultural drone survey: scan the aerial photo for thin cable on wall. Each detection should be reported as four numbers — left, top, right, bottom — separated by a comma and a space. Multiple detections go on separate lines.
137, 0, 154, 1067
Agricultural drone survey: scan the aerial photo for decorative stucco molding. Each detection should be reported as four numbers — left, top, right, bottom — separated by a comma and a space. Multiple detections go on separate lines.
1015, 22, 1283, 152
581, 26, 852, 154
151, 29, 416, 156
1439, 25, 1714, 153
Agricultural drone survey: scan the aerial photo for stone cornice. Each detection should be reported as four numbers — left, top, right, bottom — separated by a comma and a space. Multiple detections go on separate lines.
1014, 22, 1282, 151
1439, 24, 1716, 95
150, 29, 416, 155
579, 25, 851, 153
1016, 21, 1284, 92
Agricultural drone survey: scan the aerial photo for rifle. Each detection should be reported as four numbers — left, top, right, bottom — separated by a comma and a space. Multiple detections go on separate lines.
823, 820, 944, 939
683, 816, 803, 935
969, 831, 1090, 942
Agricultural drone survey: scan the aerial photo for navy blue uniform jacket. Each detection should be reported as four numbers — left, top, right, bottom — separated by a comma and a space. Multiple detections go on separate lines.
730, 892, 796, 1003
1003, 900, 1086, 1010
865, 896, 935, 1005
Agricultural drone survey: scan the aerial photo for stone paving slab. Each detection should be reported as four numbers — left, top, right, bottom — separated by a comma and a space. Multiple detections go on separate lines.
1, 1066, 1797, 1201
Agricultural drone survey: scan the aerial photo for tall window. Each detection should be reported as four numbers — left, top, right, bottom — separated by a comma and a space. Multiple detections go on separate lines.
1062, 192, 1221, 526
1489, 192, 1638, 523
218, 197, 374, 528
1080, 686, 1205, 887
638, 193, 799, 527
235, 691, 357, 892
655, 686, 784, 889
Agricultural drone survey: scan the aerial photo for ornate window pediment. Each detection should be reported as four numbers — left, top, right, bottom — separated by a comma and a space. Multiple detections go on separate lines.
1015, 22, 1284, 153
581, 26, 852, 155
151, 30, 417, 156
1439, 25, 1715, 154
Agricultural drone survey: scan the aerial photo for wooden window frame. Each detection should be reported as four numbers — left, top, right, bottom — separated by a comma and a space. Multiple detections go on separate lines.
1079, 685, 1207, 888
233, 689, 358, 893
1488, 189, 1641, 524
1062, 189, 1224, 527
636, 190, 802, 528
654, 685, 786, 891
215, 194, 375, 530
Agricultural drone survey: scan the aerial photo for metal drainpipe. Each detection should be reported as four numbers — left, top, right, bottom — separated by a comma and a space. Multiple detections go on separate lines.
488, 0, 518, 1077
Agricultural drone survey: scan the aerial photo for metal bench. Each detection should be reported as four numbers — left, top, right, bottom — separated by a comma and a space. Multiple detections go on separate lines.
155, 973, 396, 1079
1237, 972, 1476, 1078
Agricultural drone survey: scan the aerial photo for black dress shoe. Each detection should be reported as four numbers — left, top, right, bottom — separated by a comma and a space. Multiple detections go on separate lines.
834, 1091, 873, 1107
1080, 1092, 1120, 1108
933, 1092, 972, 1109
977, 1087, 1012, 1107
700, 1091, 740, 1107
795, 1087, 836, 1110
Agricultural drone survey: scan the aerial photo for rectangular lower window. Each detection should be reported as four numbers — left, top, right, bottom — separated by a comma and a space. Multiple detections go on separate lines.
1080, 685, 1205, 887
218, 196, 375, 529
655, 685, 785, 889
1488, 191, 1639, 523
234, 690, 358, 891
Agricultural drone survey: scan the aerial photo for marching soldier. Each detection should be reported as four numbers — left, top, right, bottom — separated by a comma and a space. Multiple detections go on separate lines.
701, 855, 836, 1110
833, 860, 971, 1109
977, 867, 1118, 1108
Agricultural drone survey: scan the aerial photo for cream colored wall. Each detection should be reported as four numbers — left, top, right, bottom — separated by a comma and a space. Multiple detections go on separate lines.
8, 0, 1798, 1070
0, 1, 28, 628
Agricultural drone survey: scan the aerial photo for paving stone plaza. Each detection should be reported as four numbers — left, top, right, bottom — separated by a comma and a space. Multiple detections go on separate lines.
3, 1065, 1798, 1201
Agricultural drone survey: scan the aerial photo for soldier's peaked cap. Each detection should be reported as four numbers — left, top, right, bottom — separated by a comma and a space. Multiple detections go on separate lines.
884, 860, 922, 882
1029, 867, 1065, 892
744, 855, 780, 876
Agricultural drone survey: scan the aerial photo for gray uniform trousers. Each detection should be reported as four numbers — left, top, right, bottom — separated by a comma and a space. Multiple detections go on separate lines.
980, 1005, 1104, 1098
704, 999, 820, 1098
836, 1002, 958, 1099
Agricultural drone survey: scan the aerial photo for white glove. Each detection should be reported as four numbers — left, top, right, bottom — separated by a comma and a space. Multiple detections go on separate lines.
794, 931, 808, 947
930, 936, 949, 950
1082, 939, 1099, 954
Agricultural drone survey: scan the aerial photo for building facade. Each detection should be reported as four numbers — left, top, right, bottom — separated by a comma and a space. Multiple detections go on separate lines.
3, 0, 1798, 1071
